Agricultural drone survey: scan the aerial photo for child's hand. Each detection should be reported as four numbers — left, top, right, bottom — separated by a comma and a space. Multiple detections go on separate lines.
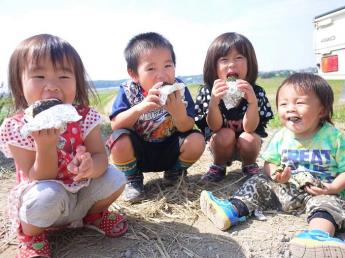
136, 83, 162, 113
236, 80, 257, 105
210, 79, 228, 105
165, 90, 185, 117
31, 128, 60, 147
305, 182, 338, 196
68, 145, 94, 182
273, 166, 291, 184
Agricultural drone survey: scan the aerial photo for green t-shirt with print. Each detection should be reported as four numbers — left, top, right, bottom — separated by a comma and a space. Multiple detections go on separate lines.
261, 123, 345, 196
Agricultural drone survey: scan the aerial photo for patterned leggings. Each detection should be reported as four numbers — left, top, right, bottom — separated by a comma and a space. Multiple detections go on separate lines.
232, 174, 345, 229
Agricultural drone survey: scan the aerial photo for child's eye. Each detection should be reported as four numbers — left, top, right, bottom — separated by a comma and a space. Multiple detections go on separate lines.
279, 103, 287, 107
146, 67, 155, 71
33, 75, 44, 79
165, 64, 173, 68
296, 101, 306, 105
59, 76, 70, 79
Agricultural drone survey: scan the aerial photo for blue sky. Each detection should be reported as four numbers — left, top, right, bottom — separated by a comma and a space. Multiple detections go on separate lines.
0, 0, 344, 82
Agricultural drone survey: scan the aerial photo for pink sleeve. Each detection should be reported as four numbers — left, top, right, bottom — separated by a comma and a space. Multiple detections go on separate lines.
80, 107, 102, 140
0, 117, 35, 158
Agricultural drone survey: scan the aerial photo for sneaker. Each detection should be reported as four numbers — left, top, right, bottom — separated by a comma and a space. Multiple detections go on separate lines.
290, 229, 345, 258
201, 164, 226, 182
200, 190, 246, 231
17, 230, 51, 258
242, 163, 260, 176
124, 174, 145, 203
163, 169, 187, 183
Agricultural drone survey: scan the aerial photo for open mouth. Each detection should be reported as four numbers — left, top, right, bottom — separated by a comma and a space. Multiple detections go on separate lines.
287, 116, 301, 123
226, 72, 239, 79
44, 97, 62, 102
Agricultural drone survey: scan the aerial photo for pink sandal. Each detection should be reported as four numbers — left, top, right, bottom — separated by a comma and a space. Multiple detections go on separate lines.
16, 230, 51, 258
83, 210, 128, 237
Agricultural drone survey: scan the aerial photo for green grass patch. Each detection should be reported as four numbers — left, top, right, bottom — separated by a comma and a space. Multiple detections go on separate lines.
0, 95, 11, 124
91, 88, 118, 113
1, 78, 343, 129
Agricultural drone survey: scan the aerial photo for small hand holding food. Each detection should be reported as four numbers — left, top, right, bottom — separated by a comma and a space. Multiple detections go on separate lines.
305, 182, 337, 196
210, 79, 229, 105
236, 80, 257, 105
31, 128, 60, 148
136, 82, 162, 113
165, 89, 185, 117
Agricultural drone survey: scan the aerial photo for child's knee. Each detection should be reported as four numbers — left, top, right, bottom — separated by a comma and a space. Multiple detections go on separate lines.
110, 134, 134, 161
212, 128, 236, 147
90, 165, 127, 197
237, 133, 261, 151
182, 132, 206, 156
19, 182, 69, 227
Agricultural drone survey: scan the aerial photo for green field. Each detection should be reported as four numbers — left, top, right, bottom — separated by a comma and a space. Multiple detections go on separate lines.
1, 77, 344, 128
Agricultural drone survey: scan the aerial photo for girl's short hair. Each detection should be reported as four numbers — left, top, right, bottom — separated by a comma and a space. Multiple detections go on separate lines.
124, 32, 176, 74
8, 34, 95, 111
203, 32, 258, 87
276, 73, 334, 124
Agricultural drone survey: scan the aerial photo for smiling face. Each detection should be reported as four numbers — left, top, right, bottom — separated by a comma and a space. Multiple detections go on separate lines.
216, 48, 248, 81
22, 55, 77, 106
129, 47, 175, 92
277, 84, 325, 139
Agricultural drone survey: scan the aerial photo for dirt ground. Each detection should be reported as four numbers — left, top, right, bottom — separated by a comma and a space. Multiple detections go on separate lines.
0, 127, 344, 258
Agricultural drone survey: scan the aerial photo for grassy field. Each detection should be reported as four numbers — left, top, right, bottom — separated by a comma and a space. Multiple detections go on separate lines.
1, 77, 344, 128
90, 88, 118, 112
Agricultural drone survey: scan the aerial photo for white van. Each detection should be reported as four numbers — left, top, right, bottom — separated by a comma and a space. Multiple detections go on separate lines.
313, 6, 345, 80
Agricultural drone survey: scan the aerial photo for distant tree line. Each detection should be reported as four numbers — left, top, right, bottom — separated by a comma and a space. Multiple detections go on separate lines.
259, 67, 317, 79
91, 67, 318, 89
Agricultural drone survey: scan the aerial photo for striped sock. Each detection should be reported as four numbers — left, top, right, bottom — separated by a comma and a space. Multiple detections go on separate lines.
112, 158, 140, 178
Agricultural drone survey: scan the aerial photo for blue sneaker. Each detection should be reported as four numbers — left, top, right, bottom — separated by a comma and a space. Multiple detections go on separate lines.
290, 229, 345, 258
199, 190, 246, 230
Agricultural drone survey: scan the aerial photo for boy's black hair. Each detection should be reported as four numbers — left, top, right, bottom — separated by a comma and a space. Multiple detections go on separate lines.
203, 32, 258, 87
276, 73, 334, 124
124, 32, 176, 73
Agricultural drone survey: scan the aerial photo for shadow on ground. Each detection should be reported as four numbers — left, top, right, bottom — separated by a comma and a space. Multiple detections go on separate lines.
49, 215, 246, 258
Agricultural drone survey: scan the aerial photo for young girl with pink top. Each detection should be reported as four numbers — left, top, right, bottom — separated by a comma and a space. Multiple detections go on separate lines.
0, 34, 128, 258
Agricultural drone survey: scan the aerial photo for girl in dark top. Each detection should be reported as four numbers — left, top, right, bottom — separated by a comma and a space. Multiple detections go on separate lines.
194, 32, 273, 182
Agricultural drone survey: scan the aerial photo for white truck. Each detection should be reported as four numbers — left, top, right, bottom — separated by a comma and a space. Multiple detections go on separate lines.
313, 6, 345, 80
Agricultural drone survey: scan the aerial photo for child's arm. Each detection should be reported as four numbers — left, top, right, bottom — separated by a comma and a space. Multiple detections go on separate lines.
165, 90, 194, 132
305, 172, 345, 196
9, 128, 60, 181
111, 85, 161, 130
206, 79, 228, 131
237, 80, 259, 132
72, 124, 108, 181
